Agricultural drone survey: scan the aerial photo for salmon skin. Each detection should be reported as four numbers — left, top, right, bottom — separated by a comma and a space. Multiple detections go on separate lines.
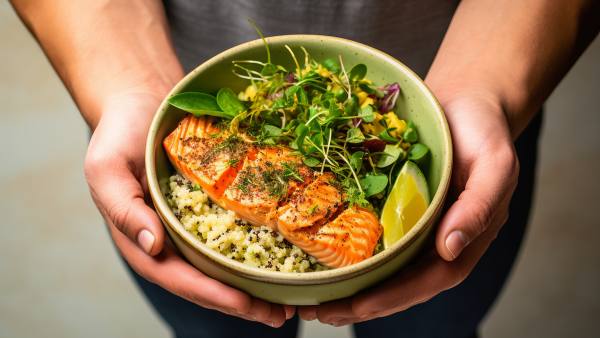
163, 115, 382, 268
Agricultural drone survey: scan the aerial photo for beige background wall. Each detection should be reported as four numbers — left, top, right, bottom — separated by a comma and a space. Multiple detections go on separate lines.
1, 2, 598, 337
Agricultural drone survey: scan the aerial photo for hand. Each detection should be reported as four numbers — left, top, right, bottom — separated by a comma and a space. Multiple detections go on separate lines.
84, 91, 295, 327
298, 88, 520, 325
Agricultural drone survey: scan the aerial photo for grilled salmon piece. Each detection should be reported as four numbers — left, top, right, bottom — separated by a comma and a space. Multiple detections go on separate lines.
278, 207, 382, 268
163, 115, 249, 200
221, 146, 310, 228
277, 172, 342, 232
164, 115, 383, 268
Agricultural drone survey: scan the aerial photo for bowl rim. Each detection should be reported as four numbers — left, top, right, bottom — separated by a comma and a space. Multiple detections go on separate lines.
146, 34, 453, 285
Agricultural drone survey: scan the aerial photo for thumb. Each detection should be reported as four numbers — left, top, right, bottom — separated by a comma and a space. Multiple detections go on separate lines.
85, 152, 165, 256
436, 146, 518, 261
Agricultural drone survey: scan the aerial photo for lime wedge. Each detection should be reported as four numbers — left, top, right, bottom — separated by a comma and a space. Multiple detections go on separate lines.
380, 161, 430, 249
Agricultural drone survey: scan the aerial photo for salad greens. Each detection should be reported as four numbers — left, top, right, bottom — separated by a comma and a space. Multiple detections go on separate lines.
167, 39, 429, 211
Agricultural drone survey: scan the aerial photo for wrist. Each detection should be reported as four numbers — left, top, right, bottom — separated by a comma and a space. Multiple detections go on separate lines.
80, 73, 181, 130
425, 74, 509, 120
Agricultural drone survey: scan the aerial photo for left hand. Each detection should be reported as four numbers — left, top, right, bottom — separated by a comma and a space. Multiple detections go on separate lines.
298, 87, 520, 326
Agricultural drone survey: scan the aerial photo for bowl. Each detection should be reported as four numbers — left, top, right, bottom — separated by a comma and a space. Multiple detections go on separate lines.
146, 35, 452, 305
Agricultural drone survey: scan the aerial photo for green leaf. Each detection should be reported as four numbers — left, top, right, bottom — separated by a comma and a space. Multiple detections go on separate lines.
216, 88, 245, 116
302, 156, 321, 167
261, 63, 278, 76
350, 151, 364, 172
272, 97, 286, 109
359, 105, 375, 123
346, 127, 365, 143
376, 145, 404, 168
408, 143, 429, 161
168, 92, 234, 119
403, 121, 418, 143
322, 58, 341, 73
359, 83, 384, 98
263, 124, 282, 137
349, 64, 367, 81
334, 88, 347, 102
344, 95, 359, 115
360, 174, 388, 197
379, 129, 399, 143
285, 85, 300, 105
297, 87, 309, 105
295, 124, 309, 151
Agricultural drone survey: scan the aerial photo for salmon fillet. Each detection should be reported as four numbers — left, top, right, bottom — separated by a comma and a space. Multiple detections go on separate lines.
278, 207, 383, 267
163, 115, 382, 268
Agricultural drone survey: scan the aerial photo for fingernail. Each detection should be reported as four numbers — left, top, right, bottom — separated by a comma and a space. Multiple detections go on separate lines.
137, 229, 155, 254
265, 321, 278, 328
445, 230, 468, 259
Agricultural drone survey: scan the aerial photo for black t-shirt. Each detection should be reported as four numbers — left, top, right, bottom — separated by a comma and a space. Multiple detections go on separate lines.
163, 0, 459, 77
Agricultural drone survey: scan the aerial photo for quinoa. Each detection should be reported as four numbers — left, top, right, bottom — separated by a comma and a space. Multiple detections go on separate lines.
166, 174, 326, 272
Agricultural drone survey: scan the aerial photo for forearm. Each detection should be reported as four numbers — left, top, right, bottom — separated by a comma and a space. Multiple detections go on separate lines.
426, 0, 599, 138
11, 0, 183, 129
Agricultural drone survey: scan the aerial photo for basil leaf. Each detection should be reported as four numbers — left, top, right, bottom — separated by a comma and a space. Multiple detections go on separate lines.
349, 64, 367, 81
168, 92, 234, 119
350, 151, 365, 172
216, 88, 245, 116
376, 145, 404, 168
346, 127, 365, 143
408, 143, 429, 161
360, 174, 388, 197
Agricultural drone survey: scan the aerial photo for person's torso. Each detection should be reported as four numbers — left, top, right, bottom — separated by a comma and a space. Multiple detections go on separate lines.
164, 0, 459, 77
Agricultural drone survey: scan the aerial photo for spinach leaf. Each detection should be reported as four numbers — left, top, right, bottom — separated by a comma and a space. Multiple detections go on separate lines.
168, 92, 234, 119
217, 88, 245, 116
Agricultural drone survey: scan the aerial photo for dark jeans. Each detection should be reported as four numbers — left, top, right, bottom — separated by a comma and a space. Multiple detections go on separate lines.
127, 114, 543, 338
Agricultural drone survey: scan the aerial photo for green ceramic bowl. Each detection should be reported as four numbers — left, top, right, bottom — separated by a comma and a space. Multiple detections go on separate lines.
146, 35, 452, 305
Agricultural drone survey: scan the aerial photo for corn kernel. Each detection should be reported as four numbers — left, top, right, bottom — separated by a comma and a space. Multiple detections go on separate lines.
360, 97, 375, 108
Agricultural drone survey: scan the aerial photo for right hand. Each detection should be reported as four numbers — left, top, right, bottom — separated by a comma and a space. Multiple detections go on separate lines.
84, 91, 294, 327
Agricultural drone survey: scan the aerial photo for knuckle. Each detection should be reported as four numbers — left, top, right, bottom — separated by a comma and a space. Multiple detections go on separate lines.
498, 144, 520, 182
470, 197, 493, 236
84, 148, 111, 180
107, 202, 134, 237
